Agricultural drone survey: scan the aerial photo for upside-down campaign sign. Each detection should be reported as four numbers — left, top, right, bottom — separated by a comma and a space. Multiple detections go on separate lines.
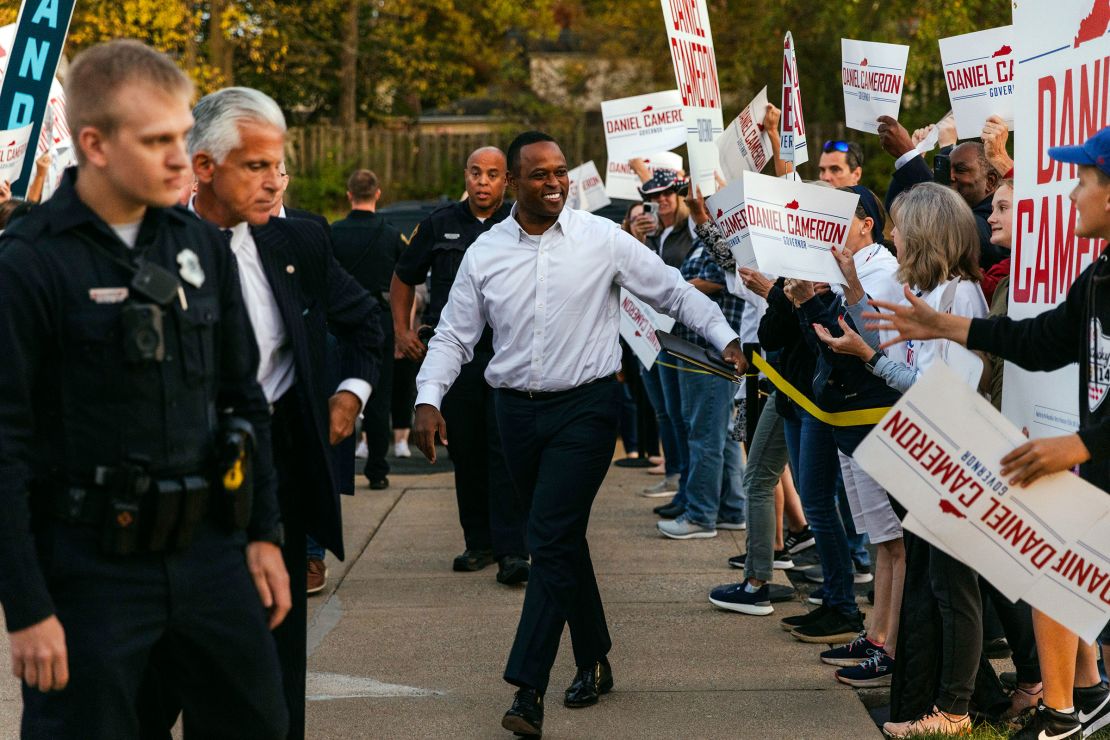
1004, 1, 1110, 439
660, 0, 724, 195
841, 39, 910, 134
0, 124, 33, 185
0, 0, 77, 196
780, 32, 809, 167
604, 151, 683, 201
741, 170, 857, 284
0, 25, 73, 200
716, 86, 772, 182
938, 26, 1016, 139
706, 178, 756, 270
567, 161, 611, 213
855, 362, 1110, 642
601, 90, 686, 163
619, 289, 677, 369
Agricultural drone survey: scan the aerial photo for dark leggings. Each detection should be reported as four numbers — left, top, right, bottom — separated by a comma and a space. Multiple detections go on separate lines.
930, 546, 983, 715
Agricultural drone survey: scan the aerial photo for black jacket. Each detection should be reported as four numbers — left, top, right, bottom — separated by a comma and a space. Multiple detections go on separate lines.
249, 217, 383, 558
283, 206, 330, 235
758, 279, 816, 418
0, 173, 279, 631
330, 210, 405, 299
967, 249, 1110, 492
648, 216, 695, 269
884, 152, 1006, 268
796, 293, 902, 413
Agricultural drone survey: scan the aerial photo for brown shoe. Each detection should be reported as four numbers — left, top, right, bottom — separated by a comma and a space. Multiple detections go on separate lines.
307, 557, 328, 595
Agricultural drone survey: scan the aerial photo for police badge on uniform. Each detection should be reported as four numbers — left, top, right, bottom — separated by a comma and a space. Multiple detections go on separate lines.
176, 248, 205, 288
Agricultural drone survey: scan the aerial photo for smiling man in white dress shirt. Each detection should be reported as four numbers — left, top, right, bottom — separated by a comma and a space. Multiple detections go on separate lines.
412, 131, 744, 737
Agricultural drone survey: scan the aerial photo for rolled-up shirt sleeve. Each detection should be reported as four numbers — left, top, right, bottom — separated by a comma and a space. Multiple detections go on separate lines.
610, 229, 738, 352
414, 250, 486, 409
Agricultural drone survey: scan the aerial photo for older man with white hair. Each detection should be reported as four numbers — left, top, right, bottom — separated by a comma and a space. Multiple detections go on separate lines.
187, 87, 383, 738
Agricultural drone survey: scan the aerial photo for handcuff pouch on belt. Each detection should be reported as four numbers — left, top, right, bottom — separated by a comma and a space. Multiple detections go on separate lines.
216, 415, 255, 531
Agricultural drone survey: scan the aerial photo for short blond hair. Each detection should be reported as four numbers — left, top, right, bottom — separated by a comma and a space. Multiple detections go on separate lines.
891, 182, 981, 291
65, 40, 193, 161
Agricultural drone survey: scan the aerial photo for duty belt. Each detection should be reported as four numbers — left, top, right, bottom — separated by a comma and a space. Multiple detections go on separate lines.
47, 474, 212, 553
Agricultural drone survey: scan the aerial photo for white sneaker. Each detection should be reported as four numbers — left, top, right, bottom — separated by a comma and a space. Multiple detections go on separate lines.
657, 517, 717, 540
355, 440, 369, 458
394, 440, 411, 458
640, 475, 680, 498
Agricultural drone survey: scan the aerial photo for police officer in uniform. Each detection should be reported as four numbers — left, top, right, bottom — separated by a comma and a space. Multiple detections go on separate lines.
391, 146, 529, 584
0, 41, 289, 739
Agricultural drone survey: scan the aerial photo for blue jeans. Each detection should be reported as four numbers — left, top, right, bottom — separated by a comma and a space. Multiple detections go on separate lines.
838, 479, 871, 567
306, 535, 325, 560
782, 406, 857, 616
743, 396, 788, 583
657, 360, 688, 508
639, 359, 682, 478
677, 360, 745, 528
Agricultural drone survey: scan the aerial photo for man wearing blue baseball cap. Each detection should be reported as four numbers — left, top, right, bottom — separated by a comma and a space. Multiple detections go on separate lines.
864, 126, 1110, 740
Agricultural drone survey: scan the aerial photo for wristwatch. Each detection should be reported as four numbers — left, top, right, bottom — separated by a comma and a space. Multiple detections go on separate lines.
865, 350, 883, 370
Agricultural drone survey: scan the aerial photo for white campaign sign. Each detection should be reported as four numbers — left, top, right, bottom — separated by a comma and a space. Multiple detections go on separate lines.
619, 289, 676, 369
742, 170, 856, 284
1, 24, 72, 199
717, 86, 772, 182
604, 151, 683, 201
841, 39, 910, 134
0, 124, 33, 186
938, 26, 1016, 139
855, 362, 1110, 642
601, 90, 686, 163
706, 178, 756, 270
567, 161, 611, 213
780, 31, 809, 166
660, 0, 724, 195
1004, 4, 1109, 439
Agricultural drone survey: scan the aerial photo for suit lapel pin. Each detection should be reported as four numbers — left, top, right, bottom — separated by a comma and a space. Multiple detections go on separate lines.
176, 248, 205, 288
286, 264, 295, 274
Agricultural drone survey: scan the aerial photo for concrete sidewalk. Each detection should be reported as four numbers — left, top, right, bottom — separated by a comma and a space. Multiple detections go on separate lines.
302, 460, 880, 739
0, 459, 881, 738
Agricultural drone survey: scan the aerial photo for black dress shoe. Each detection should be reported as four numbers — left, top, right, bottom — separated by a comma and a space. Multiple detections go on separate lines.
564, 657, 613, 708
368, 476, 389, 490
496, 556, 530, 585
653, 502, 684, 519
502, 687, 543, 737
453, 548, 494, 572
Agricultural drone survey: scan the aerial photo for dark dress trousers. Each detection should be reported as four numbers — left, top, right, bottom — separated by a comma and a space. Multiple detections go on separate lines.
330, 209, 406, 483
249, 216, 383, 738
393, 201, 526, 559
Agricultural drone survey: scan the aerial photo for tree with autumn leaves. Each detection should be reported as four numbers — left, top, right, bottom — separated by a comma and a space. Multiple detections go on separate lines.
0, 0, 1009, 205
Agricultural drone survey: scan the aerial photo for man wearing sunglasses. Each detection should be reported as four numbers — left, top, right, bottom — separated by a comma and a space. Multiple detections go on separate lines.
819, 140, 865, 187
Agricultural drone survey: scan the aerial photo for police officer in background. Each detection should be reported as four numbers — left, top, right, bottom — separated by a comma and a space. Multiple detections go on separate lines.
391, 146, 529, 584
331, 169, 406, 491
0, 40, 290, 739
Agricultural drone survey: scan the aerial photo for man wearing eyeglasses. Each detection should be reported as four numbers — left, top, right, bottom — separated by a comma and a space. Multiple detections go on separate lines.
819, 140, 865, 187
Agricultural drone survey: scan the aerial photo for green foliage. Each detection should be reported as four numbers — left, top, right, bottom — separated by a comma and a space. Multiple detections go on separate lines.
37, 0, 1012, 200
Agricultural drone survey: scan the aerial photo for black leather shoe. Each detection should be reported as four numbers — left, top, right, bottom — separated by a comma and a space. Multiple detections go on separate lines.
653, 502, 684, 519
564, 657, 613, 708
453, 548, 494, 572
368, 477, 389, 490
502, 687, 543, 737
496, 556, 530, 585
